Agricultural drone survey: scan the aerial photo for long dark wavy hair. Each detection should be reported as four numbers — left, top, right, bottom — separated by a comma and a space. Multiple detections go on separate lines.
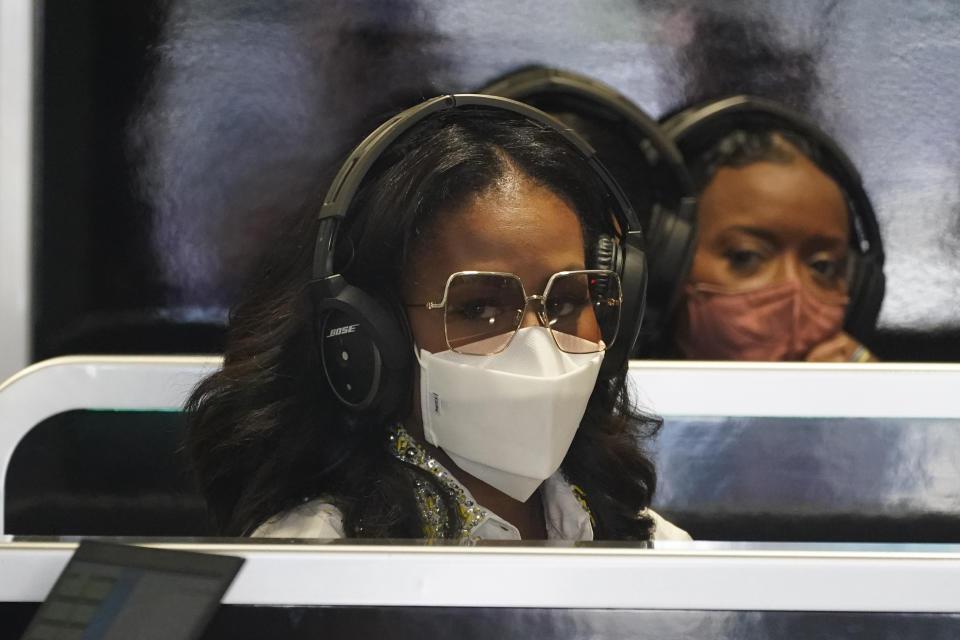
184, 105, 661, 540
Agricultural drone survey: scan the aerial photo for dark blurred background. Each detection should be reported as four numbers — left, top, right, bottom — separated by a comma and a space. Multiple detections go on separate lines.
29, 0, 960, 363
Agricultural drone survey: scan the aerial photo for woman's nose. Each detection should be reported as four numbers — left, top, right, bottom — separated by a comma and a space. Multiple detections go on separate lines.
519, 308, 542, 328
775, 254, 804, 283
518, 297, 549, 329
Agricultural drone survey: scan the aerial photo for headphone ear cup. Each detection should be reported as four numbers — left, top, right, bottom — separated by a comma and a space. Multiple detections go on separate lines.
640, 197, 698, 348
314, 277, 411, 420
591, 233, 621, 305
594, 233, 647, 377
593, 233, 619, 273
844, 254, 885, 340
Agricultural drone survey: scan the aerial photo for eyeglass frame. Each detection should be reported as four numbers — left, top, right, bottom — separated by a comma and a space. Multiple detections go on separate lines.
404, 269, 623, 355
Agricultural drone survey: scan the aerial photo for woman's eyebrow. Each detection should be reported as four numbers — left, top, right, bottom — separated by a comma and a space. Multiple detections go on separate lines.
719, 225, 780, 244
804, 235, 849, 251
720, 226, 847, 249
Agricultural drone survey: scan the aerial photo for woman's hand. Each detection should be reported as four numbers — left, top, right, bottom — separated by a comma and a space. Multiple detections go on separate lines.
804, 332, 878, 362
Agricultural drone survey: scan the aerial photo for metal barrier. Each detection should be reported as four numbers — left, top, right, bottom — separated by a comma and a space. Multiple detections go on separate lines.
630, 361, 960, 541
2, 357, 959, 540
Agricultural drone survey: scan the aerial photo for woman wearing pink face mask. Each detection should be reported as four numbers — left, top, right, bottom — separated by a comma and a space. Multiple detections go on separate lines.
674, 129, 874, 361
660, 97, 886, 363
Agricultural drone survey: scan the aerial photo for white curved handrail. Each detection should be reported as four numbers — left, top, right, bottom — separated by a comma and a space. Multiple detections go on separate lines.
3, 541, 960, 612
628, 360, 960, 418
0, 355, 222, 533
3, 357, 960, 535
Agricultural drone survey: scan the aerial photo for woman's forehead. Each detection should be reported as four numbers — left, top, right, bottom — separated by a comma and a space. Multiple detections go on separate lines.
404, 177, 587, 289
698, 157, 850, 241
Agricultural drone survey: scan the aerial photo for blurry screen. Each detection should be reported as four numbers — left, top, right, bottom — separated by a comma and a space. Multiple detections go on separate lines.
32, 1, 960, 361
652, 415, 960, 542
34, 1, 193, 359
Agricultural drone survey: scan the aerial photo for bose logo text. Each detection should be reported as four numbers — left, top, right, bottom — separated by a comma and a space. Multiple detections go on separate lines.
326, 324, 359, 338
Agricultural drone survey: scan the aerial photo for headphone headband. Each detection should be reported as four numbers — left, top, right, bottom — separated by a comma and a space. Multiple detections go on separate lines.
313, 93, 643, 282
663, 95, 884, 262
479, 68, 699, 351
481, 68, 696, 196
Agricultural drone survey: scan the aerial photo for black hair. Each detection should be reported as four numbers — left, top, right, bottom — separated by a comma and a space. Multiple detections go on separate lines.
690, 128, 829, 192
184, 106, 661, 540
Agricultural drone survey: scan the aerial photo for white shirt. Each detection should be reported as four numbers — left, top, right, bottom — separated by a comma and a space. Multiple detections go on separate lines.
253, 430, 691, 542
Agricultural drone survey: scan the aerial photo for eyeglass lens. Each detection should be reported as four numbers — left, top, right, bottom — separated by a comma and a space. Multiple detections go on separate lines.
547, 271, 620, 354
443, 272, 621, 355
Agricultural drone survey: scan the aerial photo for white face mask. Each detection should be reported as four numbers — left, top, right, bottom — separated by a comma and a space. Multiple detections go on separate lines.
414, 326, 603, 502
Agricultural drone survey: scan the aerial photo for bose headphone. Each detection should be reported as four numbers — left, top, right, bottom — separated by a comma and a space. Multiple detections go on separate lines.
480, 68, 698, 350
312, 94, 648, 418
661, 95, 886, 339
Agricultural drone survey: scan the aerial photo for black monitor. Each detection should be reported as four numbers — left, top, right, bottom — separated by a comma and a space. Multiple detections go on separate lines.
19, 541, 242, 640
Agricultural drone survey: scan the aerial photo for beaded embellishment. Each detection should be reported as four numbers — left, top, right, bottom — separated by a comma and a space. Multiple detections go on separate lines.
387, 425, 487, 540
386, 424, 597, 540
570, 484, 597, 528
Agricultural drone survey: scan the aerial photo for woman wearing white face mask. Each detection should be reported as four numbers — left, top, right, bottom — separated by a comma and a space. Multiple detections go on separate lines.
184, 98, 689, 542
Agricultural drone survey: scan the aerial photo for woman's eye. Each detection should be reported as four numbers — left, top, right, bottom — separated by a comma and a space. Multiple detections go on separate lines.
724, 249, 764, 272
455, 300, 502, 321
546, 296, 588, 318
809, 257, 845, 280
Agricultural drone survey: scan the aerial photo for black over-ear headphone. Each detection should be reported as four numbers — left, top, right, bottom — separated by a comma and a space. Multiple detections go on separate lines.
661, 95, 886, 338
480, 68, 698, 349
312, 94, 648, 419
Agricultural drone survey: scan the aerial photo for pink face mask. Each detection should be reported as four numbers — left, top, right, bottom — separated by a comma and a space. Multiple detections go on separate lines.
674, 280, 849, 361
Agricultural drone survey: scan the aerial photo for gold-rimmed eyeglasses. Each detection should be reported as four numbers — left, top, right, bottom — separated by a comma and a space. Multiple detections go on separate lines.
405, 270, 622, 355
